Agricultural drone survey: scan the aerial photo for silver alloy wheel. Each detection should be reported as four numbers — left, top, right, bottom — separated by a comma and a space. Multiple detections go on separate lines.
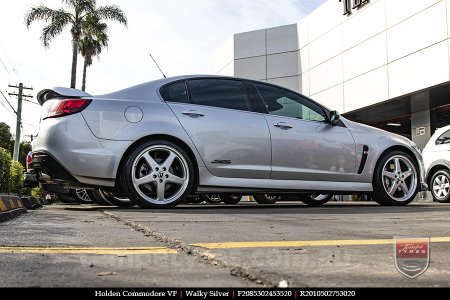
381, 155, 417, 202
310, 194, 330, 201
433, 174, 450, 200
75, 189, 90, 201
265, 194, 280, 201
131, 145, 189, 205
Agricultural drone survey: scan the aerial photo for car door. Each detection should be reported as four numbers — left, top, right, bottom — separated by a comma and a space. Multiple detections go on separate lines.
163, 78, 271, 179
253, 83, 357, 182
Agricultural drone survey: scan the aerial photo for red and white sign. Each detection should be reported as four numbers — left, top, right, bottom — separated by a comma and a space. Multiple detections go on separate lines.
394, 237, 430, 279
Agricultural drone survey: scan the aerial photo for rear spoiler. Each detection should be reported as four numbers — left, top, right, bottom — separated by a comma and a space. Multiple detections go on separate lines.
37, 87, 92, 105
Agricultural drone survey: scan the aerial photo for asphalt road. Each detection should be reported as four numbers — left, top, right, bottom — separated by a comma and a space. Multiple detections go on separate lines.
1, 200, 450, 287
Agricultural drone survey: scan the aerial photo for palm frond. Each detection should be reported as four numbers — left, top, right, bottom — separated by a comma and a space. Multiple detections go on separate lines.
63, 0, 95, 15
40, 9, 72, 47
25, 5, 56, 27
95, 5, 128, 26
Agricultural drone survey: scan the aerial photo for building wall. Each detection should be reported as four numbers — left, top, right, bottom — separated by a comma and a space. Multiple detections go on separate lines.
212, 0, 450, 115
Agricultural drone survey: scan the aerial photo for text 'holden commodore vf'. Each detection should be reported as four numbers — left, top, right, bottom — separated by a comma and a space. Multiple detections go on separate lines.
31, 76, 428, 208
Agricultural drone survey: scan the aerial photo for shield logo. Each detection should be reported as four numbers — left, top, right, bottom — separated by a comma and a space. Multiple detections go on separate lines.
394, 237, 430, 279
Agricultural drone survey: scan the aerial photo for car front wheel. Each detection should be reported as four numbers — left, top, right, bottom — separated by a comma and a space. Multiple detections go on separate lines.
253, 194, 280, 204
373, 151, 418, 206
298, 194, 332, 206
430, 169, 450, 203
122, 141, 194, 208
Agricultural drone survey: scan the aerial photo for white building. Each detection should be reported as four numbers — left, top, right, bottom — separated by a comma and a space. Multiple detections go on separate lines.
212, 0, 450, 149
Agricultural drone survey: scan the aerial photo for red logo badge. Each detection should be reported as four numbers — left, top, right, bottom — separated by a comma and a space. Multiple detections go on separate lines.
394, 237, 430, 279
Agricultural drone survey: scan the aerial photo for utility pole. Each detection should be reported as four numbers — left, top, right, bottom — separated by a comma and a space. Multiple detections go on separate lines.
8, 83, 33, 161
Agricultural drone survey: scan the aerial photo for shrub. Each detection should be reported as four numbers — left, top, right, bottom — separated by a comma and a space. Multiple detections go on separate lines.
10, 160, 24, 195
31, 186, 44, 198
0, 148, 11, 193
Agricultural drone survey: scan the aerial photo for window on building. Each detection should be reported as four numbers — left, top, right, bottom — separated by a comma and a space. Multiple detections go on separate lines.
161, 81, 189, 103
436, 130, 450, 145
255, 83, 326, 122
188, 79, 252, 112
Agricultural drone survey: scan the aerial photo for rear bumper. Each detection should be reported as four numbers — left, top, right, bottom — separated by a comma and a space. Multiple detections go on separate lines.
31, 152, 78, 183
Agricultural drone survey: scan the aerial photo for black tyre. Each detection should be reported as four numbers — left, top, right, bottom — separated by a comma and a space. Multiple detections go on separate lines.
121, 140, 194, 208
253, 194, 280, 204
199, 194, 222, 204
373, 151, 419, 206
92, 189, 134, 207
70, 189, 93, 204
430, 169, 450, 203
298, 194, 332, 206
56, 193, 77, 204
220, 194, 242, 204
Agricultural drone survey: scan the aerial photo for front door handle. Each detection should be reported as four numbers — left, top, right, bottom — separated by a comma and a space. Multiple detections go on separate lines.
274, 122, 293, 129
182, 110, 204, 118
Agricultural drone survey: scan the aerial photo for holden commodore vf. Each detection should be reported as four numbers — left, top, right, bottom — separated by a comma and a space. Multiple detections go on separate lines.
32, 75, 428, 208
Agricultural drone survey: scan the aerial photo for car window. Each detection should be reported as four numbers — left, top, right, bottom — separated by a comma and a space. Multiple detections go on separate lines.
255, 83, 326, 122
188, 79, 252, 112
436, 130, 450, 145
161, 81, 189, 103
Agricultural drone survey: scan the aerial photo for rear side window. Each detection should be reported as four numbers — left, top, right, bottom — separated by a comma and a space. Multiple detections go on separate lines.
161, 81, 189, 103
188, 79, 252, 112
436, 130, 450, 145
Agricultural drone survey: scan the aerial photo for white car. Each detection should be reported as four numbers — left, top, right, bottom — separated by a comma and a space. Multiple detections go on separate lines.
423, 125, 450, 202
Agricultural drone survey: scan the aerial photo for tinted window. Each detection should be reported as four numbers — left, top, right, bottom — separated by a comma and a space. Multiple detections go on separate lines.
436, 130, 450, 145
188, 79, 251, 112
255, 83, 326, 122
161, 81, 188, 103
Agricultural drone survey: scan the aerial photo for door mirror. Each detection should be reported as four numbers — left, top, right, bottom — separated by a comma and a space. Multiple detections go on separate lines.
329, 110, 340, 126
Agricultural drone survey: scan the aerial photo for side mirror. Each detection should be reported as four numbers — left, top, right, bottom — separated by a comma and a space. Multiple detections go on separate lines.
329, 110, 340, 126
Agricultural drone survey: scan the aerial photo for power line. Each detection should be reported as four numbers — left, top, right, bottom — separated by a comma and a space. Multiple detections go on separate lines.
0, 90, 16, 114
0, 55, 13, 79
0, 96, 16, 118
0, 41, 19, 81
23, 98, 40, 106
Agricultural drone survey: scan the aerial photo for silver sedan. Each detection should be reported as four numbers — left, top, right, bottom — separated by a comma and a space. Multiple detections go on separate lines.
32, 75, 428, 208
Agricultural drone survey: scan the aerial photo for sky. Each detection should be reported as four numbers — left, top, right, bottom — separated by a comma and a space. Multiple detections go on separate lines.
0, 0, 326, 140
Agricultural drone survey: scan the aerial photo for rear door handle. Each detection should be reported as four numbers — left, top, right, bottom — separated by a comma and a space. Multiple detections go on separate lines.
274, 122, 293, 129
182, 110, 204, 118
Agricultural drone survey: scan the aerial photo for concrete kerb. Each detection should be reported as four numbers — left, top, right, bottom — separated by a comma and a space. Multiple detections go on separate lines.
0, 195, 27, 222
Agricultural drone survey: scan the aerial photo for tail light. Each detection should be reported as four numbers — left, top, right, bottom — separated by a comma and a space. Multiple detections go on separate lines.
43, 99, 91, 119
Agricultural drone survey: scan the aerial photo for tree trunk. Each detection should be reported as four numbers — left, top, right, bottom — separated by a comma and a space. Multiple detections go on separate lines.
70, 38, 79, 89
82, 58, 88, 91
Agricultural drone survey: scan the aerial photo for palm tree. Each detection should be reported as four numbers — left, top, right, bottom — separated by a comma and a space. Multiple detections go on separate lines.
25, 0, 127, 89
79, 16, 108, 91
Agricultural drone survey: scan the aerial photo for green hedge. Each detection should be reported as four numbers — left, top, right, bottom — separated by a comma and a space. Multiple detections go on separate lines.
0, 148, 11, 193
10, 160, 24, 194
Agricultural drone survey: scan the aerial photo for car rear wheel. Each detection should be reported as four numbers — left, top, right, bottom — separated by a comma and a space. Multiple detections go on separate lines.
122, 140, 194, 208
298, 194, 332, 206
253, 194, 280, 204
92, 189, 135, 207
70, 189, 93, 204
373, 151, 418, 206
430, 169, 450, 203
56, 193, 77, 204
220, 194, 242, 204
200, 194, 222, 204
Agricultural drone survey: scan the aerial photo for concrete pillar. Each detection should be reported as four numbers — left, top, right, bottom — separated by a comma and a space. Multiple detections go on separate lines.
410, 90, 431, 150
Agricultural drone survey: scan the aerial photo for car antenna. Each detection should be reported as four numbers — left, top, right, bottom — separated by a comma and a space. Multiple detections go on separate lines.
149, 53, 167, 78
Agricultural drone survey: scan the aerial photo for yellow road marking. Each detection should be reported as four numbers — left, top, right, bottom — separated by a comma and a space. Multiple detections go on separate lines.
0, 199, 7, 212
192, 237, 450, 249
0, 246, 177, 255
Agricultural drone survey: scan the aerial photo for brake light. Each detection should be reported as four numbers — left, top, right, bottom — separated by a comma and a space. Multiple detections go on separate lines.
44, 99, 91, 119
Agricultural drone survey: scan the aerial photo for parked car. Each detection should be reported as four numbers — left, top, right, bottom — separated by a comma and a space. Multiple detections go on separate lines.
31, 76, 427, 208
423, 125, 450, 202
